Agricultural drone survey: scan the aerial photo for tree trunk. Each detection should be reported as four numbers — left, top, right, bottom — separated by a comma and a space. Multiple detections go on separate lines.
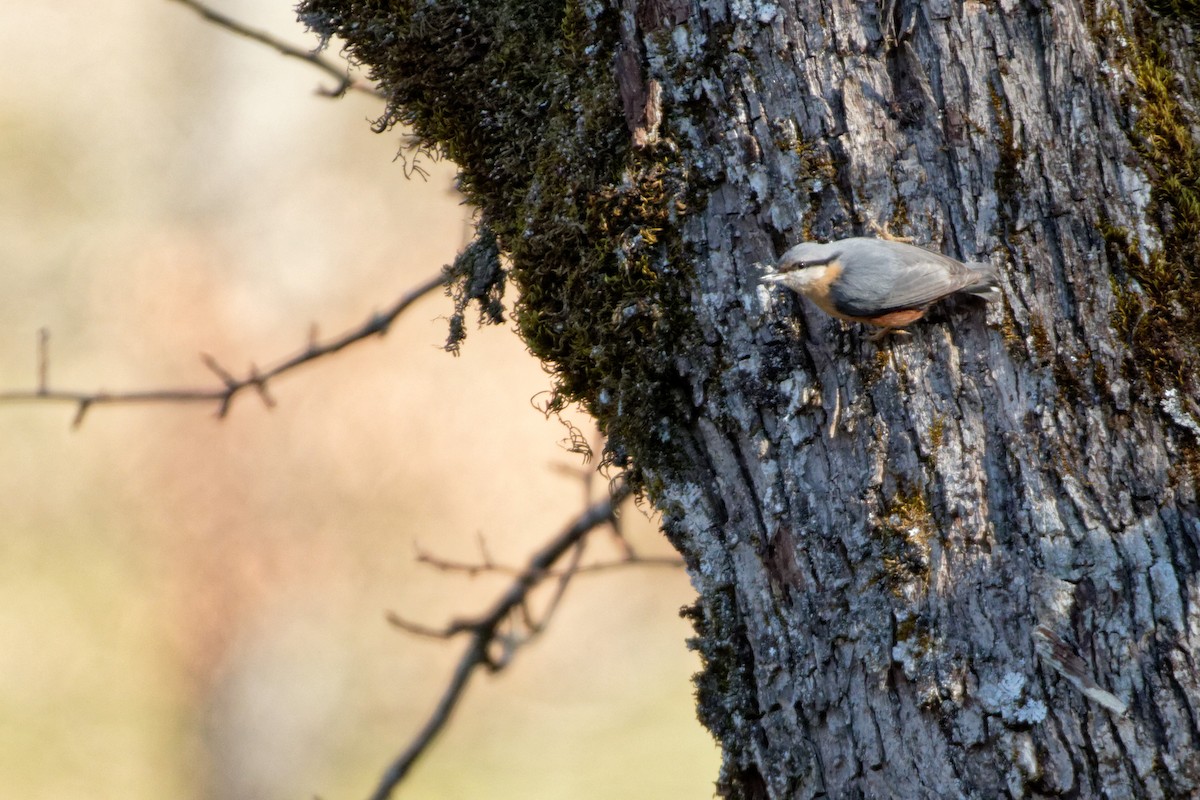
300, 0, 1200, 796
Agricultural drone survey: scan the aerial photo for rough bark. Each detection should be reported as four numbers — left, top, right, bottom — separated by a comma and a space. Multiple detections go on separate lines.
299, 0, 1200, 797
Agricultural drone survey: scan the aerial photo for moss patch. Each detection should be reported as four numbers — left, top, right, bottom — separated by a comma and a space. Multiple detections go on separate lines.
1102, 15, 1200, 397
872, 489, 935, 595
989, 83, 1026, 224
1028, 313, 1052, 362
929, 415, 945, 453
511, 142, 697, 475
681, 591, 756, 744
298, 0, 703, 486
789, 138, 838, 240
1145, 0, 1200, 26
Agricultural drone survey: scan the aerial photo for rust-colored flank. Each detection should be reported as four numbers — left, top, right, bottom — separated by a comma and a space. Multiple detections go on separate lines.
864, 308, 927, 328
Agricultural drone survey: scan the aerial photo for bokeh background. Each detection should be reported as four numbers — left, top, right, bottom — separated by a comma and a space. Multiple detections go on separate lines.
0, 2, 717, 797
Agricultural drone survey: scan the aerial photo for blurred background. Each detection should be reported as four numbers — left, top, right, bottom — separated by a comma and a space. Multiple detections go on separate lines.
0, 2, 716, 798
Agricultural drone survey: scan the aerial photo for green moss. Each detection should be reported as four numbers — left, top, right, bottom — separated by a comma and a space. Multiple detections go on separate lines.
1145, 0, 1200, 25
929, 415, 945, 453
1100, 16, 1200, 398
999, 296, 1023, 354
680, 588, 763, 796
789, 137, 836, 240
893, 614, 936, 658
1099, 218, 1139, 265
1085, 2, 1129, 48
989, 84, 1026, 218
298, 0, 704, 487
1028, 314, 1052, 362
890, 195, 911, 237
1093, 358, 1110, 396
872, 489, 935, 595
888, 490, 934, 538
1053, 352, 1088, 408
1180, 442, 1200, 488
862, 348, 892, 387
511, 141, 697, 474
894, 612, 919, 642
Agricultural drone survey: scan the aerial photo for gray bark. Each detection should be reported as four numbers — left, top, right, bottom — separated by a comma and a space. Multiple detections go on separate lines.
662, 2, 1200, 797
300, 0, 1200, 797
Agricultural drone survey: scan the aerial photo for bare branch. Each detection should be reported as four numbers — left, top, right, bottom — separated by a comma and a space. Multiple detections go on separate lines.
166, 0, 382, 98
0, 274, 445, 426
524, 536, 587, 635
474, 531, 496, 570
414, 546, 683, 578
383, 611, 471, 640
200, 353, 237, 387
371, 479, 634, 800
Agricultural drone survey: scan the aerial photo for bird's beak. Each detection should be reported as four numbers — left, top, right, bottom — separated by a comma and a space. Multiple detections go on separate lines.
760, 272, 787, 284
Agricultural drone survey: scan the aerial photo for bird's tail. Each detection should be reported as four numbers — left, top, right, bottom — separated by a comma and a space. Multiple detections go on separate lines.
962, 261, 1001, 299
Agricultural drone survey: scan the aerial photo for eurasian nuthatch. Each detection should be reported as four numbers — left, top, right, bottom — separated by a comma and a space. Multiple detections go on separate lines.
761, 237, 999, 337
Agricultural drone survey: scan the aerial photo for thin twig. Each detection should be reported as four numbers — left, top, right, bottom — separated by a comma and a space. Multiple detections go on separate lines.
373, 479, 633, 800
0, 274, 445, 426
383, 612, 470, 639
523, 536, 587, 635
414, 547, 683, 577
167, 0, 382, 98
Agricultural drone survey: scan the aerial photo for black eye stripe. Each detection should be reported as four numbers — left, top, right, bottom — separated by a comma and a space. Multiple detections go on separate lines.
808, 251, 840, 266
781, 250, 839, 271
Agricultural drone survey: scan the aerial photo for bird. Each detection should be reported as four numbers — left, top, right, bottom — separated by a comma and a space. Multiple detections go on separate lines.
761, 237, 1000, 339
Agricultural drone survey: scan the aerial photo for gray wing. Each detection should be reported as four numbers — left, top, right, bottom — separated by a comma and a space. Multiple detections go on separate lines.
830, 239, 981, 316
